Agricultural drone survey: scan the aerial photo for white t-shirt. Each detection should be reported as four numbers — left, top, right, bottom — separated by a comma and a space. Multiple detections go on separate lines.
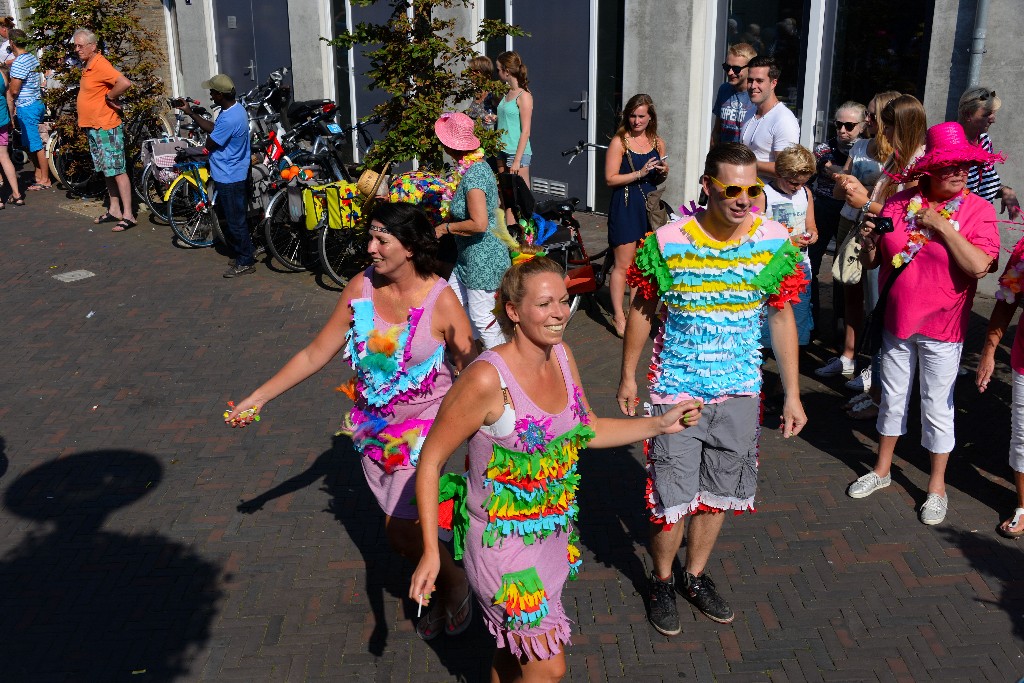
740, 101, 800, 163
0, 40, 12, 67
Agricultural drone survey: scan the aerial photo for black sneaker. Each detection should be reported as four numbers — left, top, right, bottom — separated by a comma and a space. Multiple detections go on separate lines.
647, 572, 681, 636
223, 263, 256, 278
681, 571, 734, 624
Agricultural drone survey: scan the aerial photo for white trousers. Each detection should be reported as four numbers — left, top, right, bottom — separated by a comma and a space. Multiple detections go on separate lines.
1011, 371, 1024, 473
877, 330, 962, 454
448, 272, 507, 350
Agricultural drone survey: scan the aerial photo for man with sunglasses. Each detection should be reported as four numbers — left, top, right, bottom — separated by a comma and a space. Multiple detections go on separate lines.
740, 55, 800, 180
711, 43, 756, 148
618, 143, 807, 636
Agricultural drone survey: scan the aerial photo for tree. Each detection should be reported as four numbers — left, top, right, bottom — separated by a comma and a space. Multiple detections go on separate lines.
330, 0, 524, 170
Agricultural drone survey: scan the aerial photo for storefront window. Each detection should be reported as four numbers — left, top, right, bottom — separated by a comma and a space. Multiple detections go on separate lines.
828, 0, 933, 117
726, 0, 810, 116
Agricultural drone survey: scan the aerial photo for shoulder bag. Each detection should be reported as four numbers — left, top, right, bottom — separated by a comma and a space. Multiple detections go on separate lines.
831, 219, 864, 285
624, 136, 669, 230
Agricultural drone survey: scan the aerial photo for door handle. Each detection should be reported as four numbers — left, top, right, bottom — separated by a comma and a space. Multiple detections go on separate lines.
245, 59, 255, 81
571, 91, 588, 120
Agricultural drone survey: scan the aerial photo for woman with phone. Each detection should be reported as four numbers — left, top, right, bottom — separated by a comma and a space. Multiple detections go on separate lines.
605, 93, 668, 337
847, 121, 1003, 527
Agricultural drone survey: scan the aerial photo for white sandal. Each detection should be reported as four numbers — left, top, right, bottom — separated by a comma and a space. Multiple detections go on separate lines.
997, 507, 1024, 539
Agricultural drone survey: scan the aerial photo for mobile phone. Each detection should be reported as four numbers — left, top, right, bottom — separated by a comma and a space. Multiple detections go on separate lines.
656, 156, 669, 164
872, 216, 895, 235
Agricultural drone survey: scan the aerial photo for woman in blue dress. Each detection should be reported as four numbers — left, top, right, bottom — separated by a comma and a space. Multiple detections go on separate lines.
605, 94, 667, 337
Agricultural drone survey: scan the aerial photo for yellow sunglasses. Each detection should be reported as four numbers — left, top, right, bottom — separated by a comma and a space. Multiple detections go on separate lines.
707, 175, 764, 198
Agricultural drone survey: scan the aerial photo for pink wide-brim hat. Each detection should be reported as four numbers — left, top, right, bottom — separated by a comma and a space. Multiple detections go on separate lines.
894, 121, 1005, 183
434, 111, 480, 152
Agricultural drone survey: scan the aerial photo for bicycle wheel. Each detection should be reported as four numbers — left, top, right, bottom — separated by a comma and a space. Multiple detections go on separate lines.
318, 224, 367, 287
45, 133, 62, 185
53, 135, 104, 197
262, 190, 308, 271
139, 163, 174, 223
168, 178, 218, 247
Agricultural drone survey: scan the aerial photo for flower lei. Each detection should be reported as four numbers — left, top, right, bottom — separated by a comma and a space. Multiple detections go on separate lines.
891, 189, 969, 268
438, 148, 486, 205
997, 260, 1024, 302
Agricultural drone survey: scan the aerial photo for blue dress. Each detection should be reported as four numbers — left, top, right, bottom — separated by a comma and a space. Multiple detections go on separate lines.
607, 144, 661, 247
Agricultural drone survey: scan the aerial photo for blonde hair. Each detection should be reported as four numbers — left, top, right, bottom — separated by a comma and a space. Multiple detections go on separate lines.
727, 42, 757, 61
496, 51, 529, 92
496, 250, 563, 337
869, 90, 901, 163
774, 145, 816, 179
879, 94, 927, 200
614, 93, 659, 148
958, 86, 1001, 121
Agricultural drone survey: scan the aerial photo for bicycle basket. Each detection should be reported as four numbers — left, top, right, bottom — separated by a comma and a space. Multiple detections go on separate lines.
301, 181, 361, 230
142, 136, 191, 168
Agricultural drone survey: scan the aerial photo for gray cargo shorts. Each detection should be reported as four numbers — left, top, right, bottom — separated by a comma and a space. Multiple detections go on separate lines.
646, 396, 760, 523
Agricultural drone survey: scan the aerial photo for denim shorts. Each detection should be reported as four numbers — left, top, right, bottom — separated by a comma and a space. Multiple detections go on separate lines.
502, 152, 531, 168
16, 100, 45, 153
86, 125, 126, 177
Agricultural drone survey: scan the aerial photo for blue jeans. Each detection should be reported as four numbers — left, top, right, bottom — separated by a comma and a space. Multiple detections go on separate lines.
216, 180, 255, 266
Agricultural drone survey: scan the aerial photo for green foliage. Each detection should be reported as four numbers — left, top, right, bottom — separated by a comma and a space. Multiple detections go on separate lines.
25, 0, 166, 159
328, 0, 524, 171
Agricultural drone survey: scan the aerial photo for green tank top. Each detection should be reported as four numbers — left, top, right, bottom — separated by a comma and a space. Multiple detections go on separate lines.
497, 92, 532, 157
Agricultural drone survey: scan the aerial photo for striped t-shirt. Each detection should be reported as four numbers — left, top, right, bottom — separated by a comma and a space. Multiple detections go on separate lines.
967, 133, 1001, 203
9, 52, 41, 107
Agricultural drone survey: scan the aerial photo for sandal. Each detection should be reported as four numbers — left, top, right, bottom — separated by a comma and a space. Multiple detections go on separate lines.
415, 605, 446, 642
843, 393, 872, 411
94, 211, 122, 225
26, 182, 52, 191
9, 195, 24, 206
112, 218, 137, 232
445, 589, 474, 637
997, 507, 1024, 539
847, 399, 879, 421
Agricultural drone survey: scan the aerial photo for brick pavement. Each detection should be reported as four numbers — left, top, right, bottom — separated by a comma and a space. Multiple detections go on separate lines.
1, 194, 1023, 682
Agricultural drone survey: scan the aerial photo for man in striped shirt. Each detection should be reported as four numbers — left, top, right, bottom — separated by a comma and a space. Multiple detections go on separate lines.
958, 87, 1020, 221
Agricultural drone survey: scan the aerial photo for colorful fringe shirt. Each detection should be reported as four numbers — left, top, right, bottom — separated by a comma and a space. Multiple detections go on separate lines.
627, 217, 807, 404
339, 295, 447, 470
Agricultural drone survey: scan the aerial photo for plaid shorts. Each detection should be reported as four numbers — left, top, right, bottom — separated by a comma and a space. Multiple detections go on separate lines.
86, 125, 126, 177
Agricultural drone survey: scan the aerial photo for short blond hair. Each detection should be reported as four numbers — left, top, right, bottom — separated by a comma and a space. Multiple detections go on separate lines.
774, 145, 816, 179
727, 42, 757, 61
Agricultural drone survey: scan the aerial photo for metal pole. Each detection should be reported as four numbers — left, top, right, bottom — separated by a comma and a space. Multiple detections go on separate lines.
967, 0, 990, 87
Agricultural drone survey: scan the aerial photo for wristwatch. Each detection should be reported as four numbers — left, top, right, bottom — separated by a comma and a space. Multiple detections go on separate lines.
860, 199, 872, 213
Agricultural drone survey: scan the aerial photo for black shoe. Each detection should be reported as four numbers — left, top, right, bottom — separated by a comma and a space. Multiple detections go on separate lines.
647, 572, 681, 636
223, 263, 256, 278
681, 571, 734, 624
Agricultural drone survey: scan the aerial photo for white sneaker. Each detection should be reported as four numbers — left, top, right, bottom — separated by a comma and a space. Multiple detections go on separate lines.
919, 493, 948, 525
845, 367, 872, 393
847, 471, 891, 498
815, 356, 855, 378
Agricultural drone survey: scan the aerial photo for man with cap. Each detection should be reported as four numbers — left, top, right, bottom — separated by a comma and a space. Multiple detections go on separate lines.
175, 74, 255, 277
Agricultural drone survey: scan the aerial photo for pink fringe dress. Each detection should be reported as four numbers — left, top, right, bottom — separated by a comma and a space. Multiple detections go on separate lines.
460, 346, 594, 661
341, 268, 453, 519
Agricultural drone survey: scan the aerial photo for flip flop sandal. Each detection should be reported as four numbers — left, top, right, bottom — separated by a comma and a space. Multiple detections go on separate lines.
112, 219, 137, 232
997, 507, 1024, 539
842, 392, 871, 411
26, 183, 52, 191
847, 399, 879, 421
445, 590, 474, 637
415, 607, 446, 642
94, 212, 122, 225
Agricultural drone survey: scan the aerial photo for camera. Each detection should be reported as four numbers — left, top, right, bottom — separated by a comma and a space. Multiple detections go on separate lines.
871, 216, 894, 235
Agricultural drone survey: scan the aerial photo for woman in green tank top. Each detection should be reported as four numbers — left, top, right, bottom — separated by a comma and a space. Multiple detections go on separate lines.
496, 51, 534, 189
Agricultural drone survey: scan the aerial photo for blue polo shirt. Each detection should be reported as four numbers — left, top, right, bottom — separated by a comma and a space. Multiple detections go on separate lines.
208, 102, 250, 184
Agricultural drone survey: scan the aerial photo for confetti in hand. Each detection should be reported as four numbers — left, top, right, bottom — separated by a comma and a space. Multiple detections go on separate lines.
224, 402, 261, 427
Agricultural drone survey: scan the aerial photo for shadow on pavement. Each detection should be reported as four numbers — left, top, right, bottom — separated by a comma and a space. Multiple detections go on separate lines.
237, 435, 492, 680
939, 527, 1024, 640
0, 450, 222, 681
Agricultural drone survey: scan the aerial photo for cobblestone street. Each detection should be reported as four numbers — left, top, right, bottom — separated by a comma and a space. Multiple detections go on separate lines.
2, 195, 1023, 682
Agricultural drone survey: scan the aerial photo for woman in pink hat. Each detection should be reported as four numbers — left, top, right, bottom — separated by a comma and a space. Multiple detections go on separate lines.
434, 111, 512, 350
846, 121, 1003, 526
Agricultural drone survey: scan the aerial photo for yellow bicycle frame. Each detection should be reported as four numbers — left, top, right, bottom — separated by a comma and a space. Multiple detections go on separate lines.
162, 167, 211, 202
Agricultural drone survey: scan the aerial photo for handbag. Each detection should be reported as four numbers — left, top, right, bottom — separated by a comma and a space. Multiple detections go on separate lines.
860, 261, 909, 356
831, 222, 864, 285
624, 136, 669, 230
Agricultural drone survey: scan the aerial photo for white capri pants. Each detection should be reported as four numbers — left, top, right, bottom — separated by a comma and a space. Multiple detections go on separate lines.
1011, 371, 1024, 473
448, 272, 507, 350
876, 330, 962, 454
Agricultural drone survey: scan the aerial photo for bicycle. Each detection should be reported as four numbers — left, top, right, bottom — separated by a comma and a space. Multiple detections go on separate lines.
166, 150, 223, 247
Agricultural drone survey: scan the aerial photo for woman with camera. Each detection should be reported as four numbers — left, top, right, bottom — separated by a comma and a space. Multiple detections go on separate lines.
846, 122, 1002, 526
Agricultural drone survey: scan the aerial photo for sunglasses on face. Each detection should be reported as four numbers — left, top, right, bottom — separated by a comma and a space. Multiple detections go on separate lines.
834, 121, 861, 132
708, 175, 764, 198
721, 63, 746, 75
935, 163, 973, 177
979, 90, 996, 101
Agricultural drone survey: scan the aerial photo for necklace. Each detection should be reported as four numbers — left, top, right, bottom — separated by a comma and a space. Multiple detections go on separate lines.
891, 189, 969, 267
